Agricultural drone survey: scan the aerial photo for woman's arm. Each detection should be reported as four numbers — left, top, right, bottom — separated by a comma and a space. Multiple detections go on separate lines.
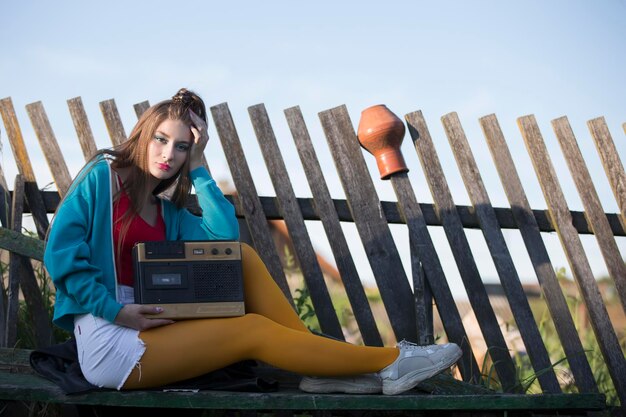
177, 109, 239, 240
45, 195, 123, 324
177, 166, 239, 240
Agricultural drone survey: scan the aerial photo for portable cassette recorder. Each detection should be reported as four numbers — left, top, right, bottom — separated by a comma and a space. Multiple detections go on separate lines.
132, 241, 245, 319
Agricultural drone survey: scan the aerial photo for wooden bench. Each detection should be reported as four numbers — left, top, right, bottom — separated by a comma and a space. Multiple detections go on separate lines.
0, 96, 624, 415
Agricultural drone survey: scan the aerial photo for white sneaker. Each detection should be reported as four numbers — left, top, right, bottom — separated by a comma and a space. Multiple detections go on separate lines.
299, 373, 382, 394
379, 342, 462, 395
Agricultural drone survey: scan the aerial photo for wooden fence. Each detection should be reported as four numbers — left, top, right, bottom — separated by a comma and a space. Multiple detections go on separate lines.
0, 95, 625, 411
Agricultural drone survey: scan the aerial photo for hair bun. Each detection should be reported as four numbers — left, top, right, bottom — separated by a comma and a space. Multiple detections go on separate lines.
172, 88, 193, 105
170, 88, 207, 121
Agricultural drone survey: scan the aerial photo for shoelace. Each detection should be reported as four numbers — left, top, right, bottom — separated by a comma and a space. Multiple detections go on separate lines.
397, 339, 443, 350
396, 339, 421, 349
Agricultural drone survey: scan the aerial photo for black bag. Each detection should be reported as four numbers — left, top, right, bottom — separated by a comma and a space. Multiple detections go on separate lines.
30, 338, 277, 394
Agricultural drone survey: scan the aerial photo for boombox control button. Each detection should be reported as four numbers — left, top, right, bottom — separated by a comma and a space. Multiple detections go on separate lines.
211, 248, 219, 255
225, 248, 232, 255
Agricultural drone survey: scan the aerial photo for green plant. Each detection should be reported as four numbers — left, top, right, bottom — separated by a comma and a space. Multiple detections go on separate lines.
293, 286, 320, 332
282, 244, 321, 332
476, 267, 624, 409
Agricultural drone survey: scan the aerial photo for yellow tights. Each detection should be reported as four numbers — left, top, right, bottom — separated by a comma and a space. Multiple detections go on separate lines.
123, 243, 398, 389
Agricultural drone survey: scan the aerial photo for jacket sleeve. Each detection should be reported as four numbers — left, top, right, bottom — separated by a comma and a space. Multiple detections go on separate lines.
44, 193, 123, 324
177, 166, 239, 240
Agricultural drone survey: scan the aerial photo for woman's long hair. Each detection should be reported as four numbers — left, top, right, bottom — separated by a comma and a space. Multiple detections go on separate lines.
48, 88, 208, 273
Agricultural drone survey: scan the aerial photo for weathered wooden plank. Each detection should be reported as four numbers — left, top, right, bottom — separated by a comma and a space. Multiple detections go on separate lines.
6, 175, 25, 347
0, 227, 45, 261
24, 189, 626, 238
318, 105, 418, 343
99, 99, 127, 146
587, 117, 626, 236
389, 174, 436, 345
0, 370, 607, 411
0, 346, 608, 409
0, 172, 7, 343
0, 98, 48, 238
21, 183, 50, 241
249, 104, 343, 339
210, 103, 293, 306
25, 101, 73, 197
480, 114, 598, 393
18, 254, 53, 348
0, 347, 33, 367
518, 114, 626, 407
284, 106, 383, 346
0, 163, 10, 228
67, 97, 99, 161
0, 98, 36, 182
405, 110, 516, 389
389, 178, 432, 345
553, 116, 626, 315
134, 100, 150, 119
442, 112, 560, 393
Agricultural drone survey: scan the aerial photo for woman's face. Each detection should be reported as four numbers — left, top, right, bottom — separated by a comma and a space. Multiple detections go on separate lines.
147, 118, 192, 180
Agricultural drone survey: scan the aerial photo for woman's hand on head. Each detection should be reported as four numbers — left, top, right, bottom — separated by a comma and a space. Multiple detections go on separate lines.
114, 304, 175, 331
188, 109, 209, 171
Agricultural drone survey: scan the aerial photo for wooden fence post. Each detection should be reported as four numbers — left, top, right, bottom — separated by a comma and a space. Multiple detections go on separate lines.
67, 97, 99, 161
26, 101, 73, 197
0, 97, 49, 239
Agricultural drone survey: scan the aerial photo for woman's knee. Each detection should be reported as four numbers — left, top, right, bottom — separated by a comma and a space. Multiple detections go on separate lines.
241, 242, 255, 257
241, 312, 271, 327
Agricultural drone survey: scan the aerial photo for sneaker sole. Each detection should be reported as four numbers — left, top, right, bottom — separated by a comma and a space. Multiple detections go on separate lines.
382, 347, 463, 395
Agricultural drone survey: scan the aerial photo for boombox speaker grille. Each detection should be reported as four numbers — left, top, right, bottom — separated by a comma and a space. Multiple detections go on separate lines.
192, 262, 243, 301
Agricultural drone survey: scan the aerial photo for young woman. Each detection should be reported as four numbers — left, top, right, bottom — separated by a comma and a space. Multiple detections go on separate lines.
44, 88, 461, 396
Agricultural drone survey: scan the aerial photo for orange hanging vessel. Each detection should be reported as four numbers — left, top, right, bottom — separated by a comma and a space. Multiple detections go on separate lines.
357, 104, 408, 180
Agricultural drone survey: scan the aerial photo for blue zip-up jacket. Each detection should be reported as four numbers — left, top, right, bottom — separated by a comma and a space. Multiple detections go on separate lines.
44, 156, 239, 331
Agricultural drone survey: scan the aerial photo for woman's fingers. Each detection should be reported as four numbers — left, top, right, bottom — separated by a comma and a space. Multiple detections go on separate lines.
187, 110, 209, 170
141, 318, 175, 330
189, 109, 208, 144
115, 304, 175, 330
138, 305, 164, 315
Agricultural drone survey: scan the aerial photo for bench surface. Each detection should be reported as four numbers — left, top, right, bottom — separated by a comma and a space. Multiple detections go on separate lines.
0, 348, 606, 412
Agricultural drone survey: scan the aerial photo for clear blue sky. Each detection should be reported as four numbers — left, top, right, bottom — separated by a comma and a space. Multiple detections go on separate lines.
1, 0, 625, 297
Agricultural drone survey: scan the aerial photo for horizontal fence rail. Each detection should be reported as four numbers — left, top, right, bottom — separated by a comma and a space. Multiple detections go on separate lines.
12, 191, 626, 235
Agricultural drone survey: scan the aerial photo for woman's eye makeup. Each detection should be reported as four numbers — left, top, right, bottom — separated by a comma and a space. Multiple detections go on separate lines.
153, 135, 189, 151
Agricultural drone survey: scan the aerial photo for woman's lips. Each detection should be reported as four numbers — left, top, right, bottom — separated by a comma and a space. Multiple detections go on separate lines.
157, 163, 171, 171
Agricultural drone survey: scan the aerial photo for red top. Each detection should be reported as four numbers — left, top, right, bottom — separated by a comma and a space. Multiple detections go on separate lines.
113, 177, 165, 286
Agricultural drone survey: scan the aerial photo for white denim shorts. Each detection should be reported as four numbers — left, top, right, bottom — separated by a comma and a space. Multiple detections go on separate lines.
74, 313, 146, 390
